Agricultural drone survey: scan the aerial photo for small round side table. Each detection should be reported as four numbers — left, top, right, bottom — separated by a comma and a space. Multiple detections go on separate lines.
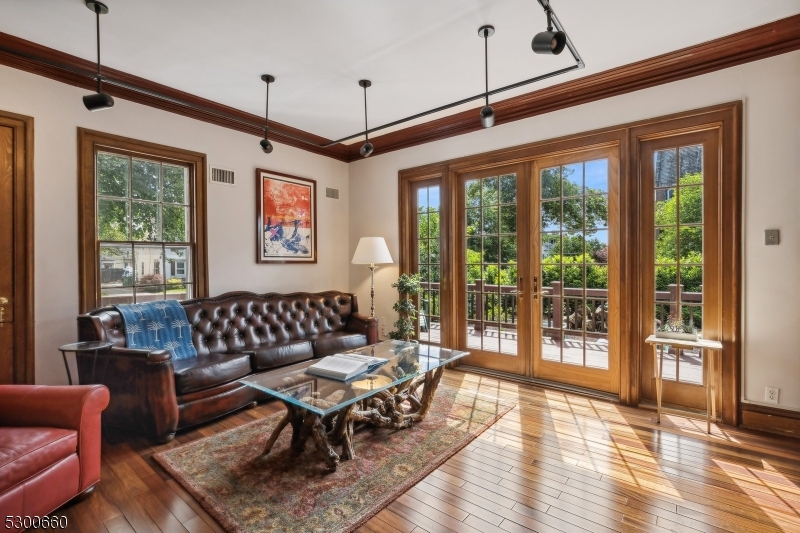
59, 341, 113, 385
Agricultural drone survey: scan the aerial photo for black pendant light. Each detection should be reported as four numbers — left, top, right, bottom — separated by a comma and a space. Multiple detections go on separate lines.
478, 25, 495, 128
359, 80, 374, 157
83, 0, 114, 111
260, 74, 275, 153
532, 2, 566, 55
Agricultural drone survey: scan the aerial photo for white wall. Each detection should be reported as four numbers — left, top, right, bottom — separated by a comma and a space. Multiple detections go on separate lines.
348, 51, 800, 411
0, 64, 350, 386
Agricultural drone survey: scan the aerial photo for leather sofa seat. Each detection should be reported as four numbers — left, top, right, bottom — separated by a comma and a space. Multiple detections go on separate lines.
249, 340, 313, 371
173, 353, 252, 395
0, 427, 77, 493
308, 332, 368, 357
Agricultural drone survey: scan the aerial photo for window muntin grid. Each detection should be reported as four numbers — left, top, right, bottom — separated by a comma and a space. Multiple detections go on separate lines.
653, 145, 704, 384
540, 160, 610, 369
465, 174, 518, 355
96, 151, 194, 306
416, 185, 441, 344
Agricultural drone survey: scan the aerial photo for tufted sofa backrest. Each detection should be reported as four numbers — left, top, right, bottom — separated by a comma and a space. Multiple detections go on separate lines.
78, 291, 360, 357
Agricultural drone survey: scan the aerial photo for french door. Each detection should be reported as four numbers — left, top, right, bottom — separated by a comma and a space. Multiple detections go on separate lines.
457, 163, 529, 375
639, 130, 721, 410
456, 147, 620, 394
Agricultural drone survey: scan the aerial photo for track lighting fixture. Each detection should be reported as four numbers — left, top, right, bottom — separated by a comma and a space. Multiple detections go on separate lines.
478, 25, 495, 128
359, 80, 374, 157
83, 0, 114, 111
532, 1, 566, 55
260, 74, 275, 153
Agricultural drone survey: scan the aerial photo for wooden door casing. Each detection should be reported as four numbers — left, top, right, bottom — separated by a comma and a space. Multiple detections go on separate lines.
0, 110, 34, 385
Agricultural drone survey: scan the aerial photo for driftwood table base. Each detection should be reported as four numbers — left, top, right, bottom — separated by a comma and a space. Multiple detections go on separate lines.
260, 366, 445, 470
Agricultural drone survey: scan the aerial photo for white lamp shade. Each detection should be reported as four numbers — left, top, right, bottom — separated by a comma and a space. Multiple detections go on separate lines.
352, 237, 393, 265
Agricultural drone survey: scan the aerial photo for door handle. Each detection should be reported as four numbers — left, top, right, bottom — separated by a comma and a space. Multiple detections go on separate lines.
533, 276, 538, 300
0, 297, 6, 323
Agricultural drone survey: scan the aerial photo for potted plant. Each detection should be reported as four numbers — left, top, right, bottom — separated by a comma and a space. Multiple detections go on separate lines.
656, 315, 698, 342
388, 273, 420, 343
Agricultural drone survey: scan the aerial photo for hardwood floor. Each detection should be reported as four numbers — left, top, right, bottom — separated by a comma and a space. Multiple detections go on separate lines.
49, 369, 800, 533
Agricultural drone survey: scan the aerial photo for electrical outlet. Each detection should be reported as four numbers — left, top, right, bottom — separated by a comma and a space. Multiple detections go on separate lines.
380, 317, 386, 338
765, 386, 780, 404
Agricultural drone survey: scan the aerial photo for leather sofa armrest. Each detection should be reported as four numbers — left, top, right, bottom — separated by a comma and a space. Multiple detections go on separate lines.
0, 385, 110, 492
0, 384, 109, 430
77, 347, 178, 443
347, 312, 379, 345
109, 346, 172, 363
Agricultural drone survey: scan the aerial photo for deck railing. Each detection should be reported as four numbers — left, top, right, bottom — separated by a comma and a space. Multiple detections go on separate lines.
418, 279, 702, 336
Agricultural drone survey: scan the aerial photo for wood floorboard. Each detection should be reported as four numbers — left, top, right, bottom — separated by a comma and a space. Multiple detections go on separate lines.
43, 369, 799, 533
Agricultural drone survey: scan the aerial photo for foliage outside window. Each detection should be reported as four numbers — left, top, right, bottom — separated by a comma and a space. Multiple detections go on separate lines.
96, 151, 194, 306
416, 185, 441, 344
539, 160, 610, 369
653, 145, 704, 384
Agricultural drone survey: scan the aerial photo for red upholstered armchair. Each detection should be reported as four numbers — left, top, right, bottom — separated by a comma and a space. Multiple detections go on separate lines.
0, 385, 110, 526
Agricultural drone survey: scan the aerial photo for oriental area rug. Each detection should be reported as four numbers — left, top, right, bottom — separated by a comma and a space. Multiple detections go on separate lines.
154, 384, 514, 533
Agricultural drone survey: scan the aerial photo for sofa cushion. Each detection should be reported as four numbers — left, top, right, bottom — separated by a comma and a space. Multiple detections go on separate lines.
173, 353, 253, 395
308, 332, 368, 357
249, 340, 314, 371
0, 427, 77, 493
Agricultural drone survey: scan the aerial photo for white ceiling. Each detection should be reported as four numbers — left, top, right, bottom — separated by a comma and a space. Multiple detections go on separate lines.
2, 1, 800, 143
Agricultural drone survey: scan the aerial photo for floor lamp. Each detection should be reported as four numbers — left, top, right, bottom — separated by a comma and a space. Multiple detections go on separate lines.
351, 237, 393, 318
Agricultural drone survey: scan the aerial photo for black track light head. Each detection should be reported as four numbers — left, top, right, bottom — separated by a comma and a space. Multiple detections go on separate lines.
532, 5, 566, 55
480, 105, 495, 128
360, 141, 374, 158
83, 92, 115, 111
260, 137, 273, 154
532, 30, 566, 55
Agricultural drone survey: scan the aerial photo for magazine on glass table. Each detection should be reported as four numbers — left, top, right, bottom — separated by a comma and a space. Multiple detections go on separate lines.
306, 353, 388, 381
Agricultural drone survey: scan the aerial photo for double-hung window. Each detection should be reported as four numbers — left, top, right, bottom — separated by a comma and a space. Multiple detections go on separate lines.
79, 130, 208, 311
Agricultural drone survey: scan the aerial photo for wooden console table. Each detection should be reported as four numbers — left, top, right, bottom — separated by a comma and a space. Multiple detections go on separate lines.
645, 335, 723, 434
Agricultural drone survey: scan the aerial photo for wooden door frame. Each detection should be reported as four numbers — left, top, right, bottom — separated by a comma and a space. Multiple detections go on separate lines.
0, 110, 34, 384
398, 102, 741, 422
628, 103, 742, 424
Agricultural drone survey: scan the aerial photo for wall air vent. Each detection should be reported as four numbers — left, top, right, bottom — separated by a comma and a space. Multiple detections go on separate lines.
325, 187, 340, 200
209, 166, 235, 186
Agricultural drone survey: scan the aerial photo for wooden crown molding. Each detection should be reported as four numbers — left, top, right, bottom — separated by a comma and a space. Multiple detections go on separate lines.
0, 32, 350, 162
1, 14, 799, 163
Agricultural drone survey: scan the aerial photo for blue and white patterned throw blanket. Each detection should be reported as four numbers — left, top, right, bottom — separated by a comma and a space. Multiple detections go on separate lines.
114, 300, 197, 360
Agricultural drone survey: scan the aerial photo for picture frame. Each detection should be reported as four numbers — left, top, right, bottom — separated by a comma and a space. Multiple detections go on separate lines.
279, 378, 316, 401
256, 169, 317, 263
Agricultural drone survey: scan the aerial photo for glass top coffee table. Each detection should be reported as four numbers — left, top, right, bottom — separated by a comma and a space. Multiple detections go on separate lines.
240, 340, 469, 471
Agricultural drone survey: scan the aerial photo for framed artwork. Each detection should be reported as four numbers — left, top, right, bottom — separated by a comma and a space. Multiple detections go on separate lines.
256, 169, 317, 263
279, 379, 316, 401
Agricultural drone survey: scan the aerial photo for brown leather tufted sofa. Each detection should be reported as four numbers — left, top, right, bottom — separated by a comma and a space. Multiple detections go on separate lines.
76, 291, 377, 443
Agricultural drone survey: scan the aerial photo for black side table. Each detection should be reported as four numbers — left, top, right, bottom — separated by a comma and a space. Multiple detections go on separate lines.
59, 341, 114, 385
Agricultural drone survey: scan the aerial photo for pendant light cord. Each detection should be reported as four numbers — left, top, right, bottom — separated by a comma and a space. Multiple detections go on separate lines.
264, 82, 269, 139
363, 84, 369, 142
95, 5, 102, 93
484, 30, 489, 106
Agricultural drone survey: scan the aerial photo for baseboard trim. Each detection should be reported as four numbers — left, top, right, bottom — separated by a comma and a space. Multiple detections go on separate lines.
740, 403, 800, 438
456, 365, 620, 403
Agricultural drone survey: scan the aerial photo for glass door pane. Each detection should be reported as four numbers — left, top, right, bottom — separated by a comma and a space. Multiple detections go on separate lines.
533, 148, 619, 394
458, 164, 526, 375
465, 174, 519, 356
540, 161, 609, 369
415, 184, 441, 344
